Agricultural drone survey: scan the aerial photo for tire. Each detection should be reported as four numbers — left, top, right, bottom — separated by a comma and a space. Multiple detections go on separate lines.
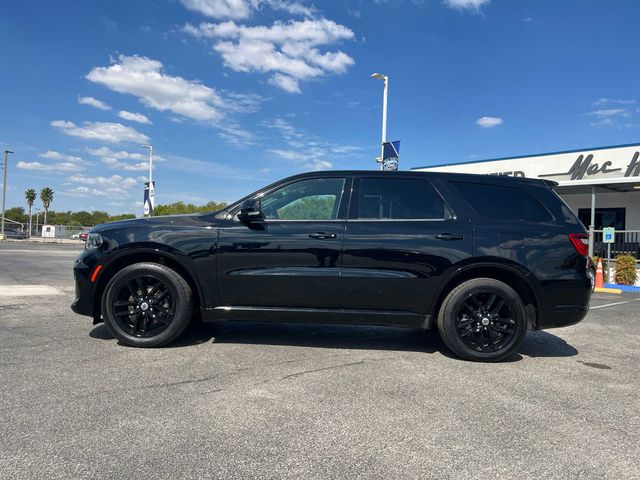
437, 278, 528, 362
101, 262, 193, 347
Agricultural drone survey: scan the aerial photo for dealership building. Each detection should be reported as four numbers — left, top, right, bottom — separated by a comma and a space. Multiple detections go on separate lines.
413, 143, 640, 258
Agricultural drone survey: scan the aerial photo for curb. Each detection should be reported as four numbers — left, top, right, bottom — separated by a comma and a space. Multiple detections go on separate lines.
595, 287, 622, 294
603, 283, 640, 293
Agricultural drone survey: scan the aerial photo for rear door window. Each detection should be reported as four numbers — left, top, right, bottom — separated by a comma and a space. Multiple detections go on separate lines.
449, 181, 553, 222
354, 178, 447, 220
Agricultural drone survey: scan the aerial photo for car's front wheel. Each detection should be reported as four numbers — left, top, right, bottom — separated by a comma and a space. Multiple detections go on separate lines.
437, 278, 528, 362
101, 262, 193, 347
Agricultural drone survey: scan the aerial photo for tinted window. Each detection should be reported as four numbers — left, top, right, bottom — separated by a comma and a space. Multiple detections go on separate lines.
450, 181, 552, 222
577, 207, 625, 229
355, 178, 446, 219
260, 177, 345, 220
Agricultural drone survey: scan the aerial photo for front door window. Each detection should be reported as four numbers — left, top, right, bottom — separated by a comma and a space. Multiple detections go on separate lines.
260, 178, 346, 220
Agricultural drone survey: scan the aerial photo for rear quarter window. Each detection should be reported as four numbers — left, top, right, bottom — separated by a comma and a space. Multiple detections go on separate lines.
449, 181, 553, 222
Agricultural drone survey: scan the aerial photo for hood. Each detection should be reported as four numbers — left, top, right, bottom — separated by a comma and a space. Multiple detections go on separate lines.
90, 213, 217, 234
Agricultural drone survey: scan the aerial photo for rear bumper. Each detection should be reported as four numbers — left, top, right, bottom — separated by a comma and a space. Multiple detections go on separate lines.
538, 305, 589, 329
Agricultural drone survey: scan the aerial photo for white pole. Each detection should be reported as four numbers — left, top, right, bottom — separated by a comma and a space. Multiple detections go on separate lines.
380, 76, 388, 171
141, 144, 153, 217
1, 150, 13, 237
607, 242, 611, 283
588, 186, 595, 257
148, 145, 153, 183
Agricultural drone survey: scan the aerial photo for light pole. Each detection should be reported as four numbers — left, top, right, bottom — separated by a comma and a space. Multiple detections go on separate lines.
141, 144, 153, 184
35, 208, 41, 237
1, 150, 14, 238
141, 144, 154, 217
371, 73, 388, 171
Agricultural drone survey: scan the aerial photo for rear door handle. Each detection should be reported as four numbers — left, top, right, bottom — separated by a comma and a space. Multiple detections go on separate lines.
435, 233, 464, 241
309, 232, 337, 240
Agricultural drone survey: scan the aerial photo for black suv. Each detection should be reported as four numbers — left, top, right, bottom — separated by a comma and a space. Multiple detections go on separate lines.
72, 171, 592, 361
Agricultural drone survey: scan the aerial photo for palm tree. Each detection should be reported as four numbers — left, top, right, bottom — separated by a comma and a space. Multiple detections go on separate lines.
25, 189, 36, 235
40, 187, 54, 226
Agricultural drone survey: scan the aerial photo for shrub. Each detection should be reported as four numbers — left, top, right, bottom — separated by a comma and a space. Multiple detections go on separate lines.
614, 254, 637, 285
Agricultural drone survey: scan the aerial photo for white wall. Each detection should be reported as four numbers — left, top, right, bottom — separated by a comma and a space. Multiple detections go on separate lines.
561, 191, 640, 230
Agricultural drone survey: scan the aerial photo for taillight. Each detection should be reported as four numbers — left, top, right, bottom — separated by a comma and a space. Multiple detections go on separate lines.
569, 233, 589, 256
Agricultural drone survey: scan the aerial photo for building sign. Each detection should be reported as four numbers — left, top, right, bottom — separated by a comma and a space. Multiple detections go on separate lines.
414, 144, 640, 187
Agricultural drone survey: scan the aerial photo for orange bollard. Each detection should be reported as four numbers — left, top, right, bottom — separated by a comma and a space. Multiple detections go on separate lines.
595, 257, 604, 288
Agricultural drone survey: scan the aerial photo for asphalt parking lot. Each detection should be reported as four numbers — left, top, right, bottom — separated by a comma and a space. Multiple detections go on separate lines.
1, 242, 639, 479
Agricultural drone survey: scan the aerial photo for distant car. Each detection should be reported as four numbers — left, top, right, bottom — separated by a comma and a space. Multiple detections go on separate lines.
79, 232, 88, 241
3, 228, 28, 240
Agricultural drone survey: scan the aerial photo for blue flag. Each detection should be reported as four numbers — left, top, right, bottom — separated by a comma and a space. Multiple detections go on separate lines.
383, 141, 400, 160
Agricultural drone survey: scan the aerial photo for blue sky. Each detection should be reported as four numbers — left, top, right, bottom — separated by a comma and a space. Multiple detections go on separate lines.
1, 0, 639, 215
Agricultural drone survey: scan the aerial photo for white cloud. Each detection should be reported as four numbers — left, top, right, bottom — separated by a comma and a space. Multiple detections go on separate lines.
86, 55, 226, 122
67, 174, 139, 197
265, 117, 361, 170
118, 110, 152, 124
101, 157, 150, 171
16, 161, 84, 173
180, 0, 314, 19
78, 96, 111, 110
268, 73, 301, 93
592, 98, 636, 107
181, 0, 252, 19
87, 55, 262, 146
39, 150, 83, 162
183, 18, 355, 93
86, 146, 153, 161
86, 146, 158, 172
16, 150, 88, 173
51, 120, 149, 143
589, 108, 630, 118
444, 0, 490, 11
476, 116, 503, 128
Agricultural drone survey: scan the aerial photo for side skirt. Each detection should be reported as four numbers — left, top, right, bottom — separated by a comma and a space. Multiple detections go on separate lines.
201, 306, 430, 329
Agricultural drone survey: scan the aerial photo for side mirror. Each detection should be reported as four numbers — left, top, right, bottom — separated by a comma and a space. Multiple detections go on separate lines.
237, 199, 264, 225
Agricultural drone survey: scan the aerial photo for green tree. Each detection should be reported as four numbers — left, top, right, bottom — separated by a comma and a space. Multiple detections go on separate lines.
25, 188, 36, 235
4, 207, 27, 224
39, 187, 54, 225
153, 201, 226, 216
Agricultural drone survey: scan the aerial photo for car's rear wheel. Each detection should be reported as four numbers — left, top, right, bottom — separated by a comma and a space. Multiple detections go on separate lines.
437, 278, 527, 362
102, 262, 193, 347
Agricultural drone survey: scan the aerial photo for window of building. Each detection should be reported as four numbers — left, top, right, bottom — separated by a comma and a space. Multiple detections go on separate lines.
449, 181, 553, 222
577, 207, 626, 230
355, 178, 447, 220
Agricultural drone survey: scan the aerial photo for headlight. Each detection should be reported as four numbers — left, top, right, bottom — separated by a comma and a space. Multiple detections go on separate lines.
85, 233, 103, 249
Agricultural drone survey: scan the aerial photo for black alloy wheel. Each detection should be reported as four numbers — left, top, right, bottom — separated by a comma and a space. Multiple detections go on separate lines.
112, 275, 174, 338
437, 278, 527, 362
455, 292, 517, 353
102, 262, 193, 347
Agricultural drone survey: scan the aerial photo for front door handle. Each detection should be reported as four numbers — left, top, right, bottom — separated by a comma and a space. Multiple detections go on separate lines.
435, 233, 464, 241
309, 232, 337, 240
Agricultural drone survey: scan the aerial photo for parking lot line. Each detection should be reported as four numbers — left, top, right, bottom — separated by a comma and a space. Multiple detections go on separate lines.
590, 298, 640, 310
0, 285, 65, 296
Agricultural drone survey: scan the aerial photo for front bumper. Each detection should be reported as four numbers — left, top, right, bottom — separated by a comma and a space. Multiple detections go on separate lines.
71, 249, 101, 319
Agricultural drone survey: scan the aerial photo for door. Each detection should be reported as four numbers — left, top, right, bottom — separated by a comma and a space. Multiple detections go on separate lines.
341, 176, 473, 315
217, 176, 350, 308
